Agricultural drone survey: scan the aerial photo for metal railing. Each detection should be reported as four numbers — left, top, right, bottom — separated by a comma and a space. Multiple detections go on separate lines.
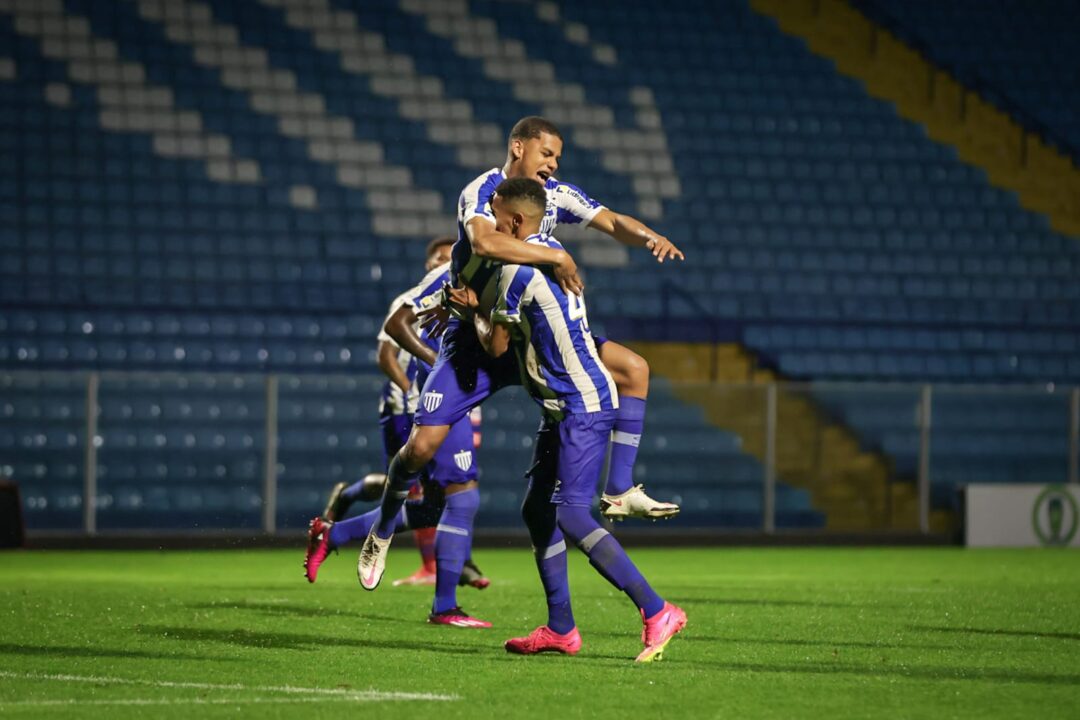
2, 369, 1077, 536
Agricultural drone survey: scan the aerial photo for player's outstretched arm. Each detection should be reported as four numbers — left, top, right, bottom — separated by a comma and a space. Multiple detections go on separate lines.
383, 305, 438, 368
468, 218, 584, 295
588, 209, 684, 263
376, 339, 410, 393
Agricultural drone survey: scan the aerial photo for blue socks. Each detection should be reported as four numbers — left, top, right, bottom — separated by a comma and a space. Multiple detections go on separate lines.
330, 506, 404, 548
521, 479, 576, 633
605, 396, 645, 496
533, 531, 575, 633
338, 479, 366, 509
376, 453, 419, 538
432, 487, 479, 614
556, 504, 664, 619
328, 496, 443, 549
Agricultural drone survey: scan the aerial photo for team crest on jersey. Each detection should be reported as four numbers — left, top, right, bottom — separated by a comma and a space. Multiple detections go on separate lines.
423, 391, 444, 413
453, 450, 473, 472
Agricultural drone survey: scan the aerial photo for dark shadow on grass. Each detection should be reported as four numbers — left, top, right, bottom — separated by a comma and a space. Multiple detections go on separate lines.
136, 625, 488, 656
579, 631, 951, 651
186, 602, 421, 626
912, 626, 1080, 642
667, 597, 856, 609
188, 601, 343, 618
0, 642, 236, 662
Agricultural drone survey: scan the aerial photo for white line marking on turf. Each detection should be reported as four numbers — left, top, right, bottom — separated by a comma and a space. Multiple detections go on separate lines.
0, 697, 401, 707
0, 671, 458, 702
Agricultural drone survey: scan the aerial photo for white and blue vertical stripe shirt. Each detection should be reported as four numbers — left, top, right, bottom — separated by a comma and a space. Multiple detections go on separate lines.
376, 262, 452, 415
453, 168, 605, 294
491, 234, 618, 418
376, 289, 419, 416
402, 261, 451, 369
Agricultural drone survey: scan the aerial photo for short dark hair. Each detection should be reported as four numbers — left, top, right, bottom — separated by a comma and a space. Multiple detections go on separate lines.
493, 178, 547, 215
425, 235, 455, 258
509, 116, 562, 143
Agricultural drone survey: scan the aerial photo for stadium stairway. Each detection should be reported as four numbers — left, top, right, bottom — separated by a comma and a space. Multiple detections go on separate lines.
628, 340, 953, 532
750, 0, 1080, 237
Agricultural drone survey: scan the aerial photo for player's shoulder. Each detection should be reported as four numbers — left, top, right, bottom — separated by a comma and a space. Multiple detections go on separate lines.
526, 232, 565, 252
546, 177, 595, 204
460, 168, 504, 198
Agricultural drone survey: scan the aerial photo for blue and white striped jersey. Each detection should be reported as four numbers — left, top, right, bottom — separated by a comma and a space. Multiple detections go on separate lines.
376, 289, 418, 416
452, 168, 605, 294
375, 262, 451, 415
491, 234, 618, 417
402, 261, 451, 368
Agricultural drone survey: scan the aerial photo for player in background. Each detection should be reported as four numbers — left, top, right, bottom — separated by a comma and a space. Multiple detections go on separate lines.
305, 237, 489, 596
455, 178, 686, 661
306, 238, 492, 626
358, 117, 684, 590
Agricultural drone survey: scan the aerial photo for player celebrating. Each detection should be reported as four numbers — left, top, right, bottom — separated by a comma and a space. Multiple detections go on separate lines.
456, 178, 687, 662
305, 237, 490, 613
358, 116, 682, 590
313, 237, 448, 586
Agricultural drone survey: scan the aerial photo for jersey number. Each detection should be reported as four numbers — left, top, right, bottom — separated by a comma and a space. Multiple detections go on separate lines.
567, 293, 590, 331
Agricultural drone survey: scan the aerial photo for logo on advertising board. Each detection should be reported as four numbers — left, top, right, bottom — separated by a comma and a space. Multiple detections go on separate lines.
1031, 486, 1079, 547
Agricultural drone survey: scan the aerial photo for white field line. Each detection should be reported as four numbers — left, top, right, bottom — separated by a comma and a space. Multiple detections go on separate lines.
0, 697, 404, 707
0, 671, 459, 703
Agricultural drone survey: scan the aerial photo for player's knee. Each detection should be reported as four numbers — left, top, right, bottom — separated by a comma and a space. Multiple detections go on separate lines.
402, 435, 437, 468
621, 352, 650, 395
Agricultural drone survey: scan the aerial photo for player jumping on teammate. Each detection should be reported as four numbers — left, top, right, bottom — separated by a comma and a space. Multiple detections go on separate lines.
453, 178, 687, 661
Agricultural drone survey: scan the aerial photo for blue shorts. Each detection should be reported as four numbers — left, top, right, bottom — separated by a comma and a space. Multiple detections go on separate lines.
414, 321, 519, 427
412, 355, 482, 488
424, 412, 479, 487
524, 409, 617, 508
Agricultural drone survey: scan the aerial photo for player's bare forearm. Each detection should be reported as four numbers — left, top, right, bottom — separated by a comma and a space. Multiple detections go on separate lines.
472, 224, 565, 266
384, 305, 438, 367
589, 209, 684, 263
475, 313, 510, 358
468, 219, 583, 295
376, 340, 410, 393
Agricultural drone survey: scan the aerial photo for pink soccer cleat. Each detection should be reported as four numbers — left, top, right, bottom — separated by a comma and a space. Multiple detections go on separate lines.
504, 625, 582, 656
427, 607, 493, 629
304, 516, 334, 583
635, 602, 687, 663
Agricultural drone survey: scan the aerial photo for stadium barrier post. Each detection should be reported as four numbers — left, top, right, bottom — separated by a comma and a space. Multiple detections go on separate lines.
83, 372, 99, 536
1069, 387, 1079, 485
763, 383, 777, 534
917, 384, 933, 533
262, 374, 279, 534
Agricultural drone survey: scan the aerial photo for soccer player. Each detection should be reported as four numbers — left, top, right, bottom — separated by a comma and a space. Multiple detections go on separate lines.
358, 116, 682, 590
307, 244, 493, 625
456, 177, 686, 661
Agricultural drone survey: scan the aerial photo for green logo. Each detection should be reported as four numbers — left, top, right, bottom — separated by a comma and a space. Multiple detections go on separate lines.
1031, 486, 1079, 547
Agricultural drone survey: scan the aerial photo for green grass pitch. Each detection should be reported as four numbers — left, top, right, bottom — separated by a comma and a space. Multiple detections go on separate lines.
1, 546, 1078, 718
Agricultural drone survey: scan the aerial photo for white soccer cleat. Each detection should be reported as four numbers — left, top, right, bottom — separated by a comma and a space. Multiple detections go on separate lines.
357, 530, 393, 590
600, 485, 680, 521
